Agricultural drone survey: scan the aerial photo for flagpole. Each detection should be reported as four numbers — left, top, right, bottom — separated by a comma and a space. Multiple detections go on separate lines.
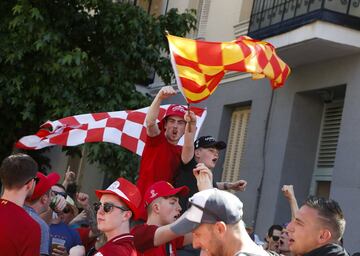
187, 102, 191, 133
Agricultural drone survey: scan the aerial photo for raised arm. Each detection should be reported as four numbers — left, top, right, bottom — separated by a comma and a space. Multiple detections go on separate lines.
146, 86, 177, 137
181, 111, 197, 164
216, 179, 247, 191
193, 163, 213, 191
281, 184, 299, 220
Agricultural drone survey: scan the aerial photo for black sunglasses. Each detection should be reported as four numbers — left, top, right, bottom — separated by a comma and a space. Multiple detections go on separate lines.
62, 206, 72, 214
272, 235, 280, 242
94, 202, 128, 214
25, 176, 40, 185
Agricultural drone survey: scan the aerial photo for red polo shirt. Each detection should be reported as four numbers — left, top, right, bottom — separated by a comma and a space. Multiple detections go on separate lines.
95, 233, 137, 256
0, 198, 41, 256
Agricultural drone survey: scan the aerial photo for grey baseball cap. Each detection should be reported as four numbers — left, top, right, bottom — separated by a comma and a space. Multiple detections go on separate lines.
171, 188, 243, 235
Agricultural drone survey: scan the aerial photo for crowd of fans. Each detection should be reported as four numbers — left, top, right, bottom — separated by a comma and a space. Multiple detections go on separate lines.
0, 86, 356, 256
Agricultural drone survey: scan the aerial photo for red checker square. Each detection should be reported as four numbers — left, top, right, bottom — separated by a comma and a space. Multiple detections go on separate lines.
106, 118, 125, 130
121, 133, 138, 153
197, 41, 223, 66
58, 116, 80, 126
85, 128, 105, 143
92, 112, 110, 121
127, 111, 147, 124
139, 127, 147, 142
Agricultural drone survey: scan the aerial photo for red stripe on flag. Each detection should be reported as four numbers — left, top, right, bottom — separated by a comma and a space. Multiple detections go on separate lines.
256, 47, 269, 69
173, 53, 202, 73
180, 77, 207, 93
206, 72, 225, 93
196, 41, 223, 66
224, 60, 246, 72
235, 39, 252, 58
140, 127, 147, 142
269, 55, 282, 77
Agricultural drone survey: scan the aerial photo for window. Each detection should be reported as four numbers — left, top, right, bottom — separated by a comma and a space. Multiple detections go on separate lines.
222, 107, 251, 182
310, 100, 344, 198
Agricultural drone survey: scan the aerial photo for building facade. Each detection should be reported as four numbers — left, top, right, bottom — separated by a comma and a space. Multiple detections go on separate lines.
148, 0, 360, 252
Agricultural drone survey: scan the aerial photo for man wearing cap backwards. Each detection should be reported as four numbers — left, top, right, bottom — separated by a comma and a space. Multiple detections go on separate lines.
0, 153, 41, 256
136, 86, 197, 200
93, 177, 141, 256
175, 135, 247, 212
24, 171, 60, 256
170, 189, 269, 256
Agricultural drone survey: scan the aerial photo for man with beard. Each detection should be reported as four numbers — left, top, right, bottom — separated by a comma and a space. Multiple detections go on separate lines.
136, 86, 197, 219
170, 189, 269, 256
287, 196, 348, 256
0, 153, 41, 255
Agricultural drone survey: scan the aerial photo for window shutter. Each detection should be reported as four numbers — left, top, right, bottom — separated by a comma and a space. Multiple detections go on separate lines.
197, 0, 211, 39
222, 107, 251, 182
316, 101, 344, 169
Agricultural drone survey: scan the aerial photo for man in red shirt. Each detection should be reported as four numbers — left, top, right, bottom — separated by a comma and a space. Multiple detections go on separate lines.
136, 86, 197, 220
132, 181, 190, 256
0, 153, 41, 256
132, 164, 213, 256
92, 177, 141, 256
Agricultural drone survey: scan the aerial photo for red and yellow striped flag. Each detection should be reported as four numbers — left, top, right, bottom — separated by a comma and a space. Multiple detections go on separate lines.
167, 34, 291, 103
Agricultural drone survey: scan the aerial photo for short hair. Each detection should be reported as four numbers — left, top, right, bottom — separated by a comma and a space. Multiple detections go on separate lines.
0, 153, 38, 189
305, 196, 345, 242
267, 224, 283, 237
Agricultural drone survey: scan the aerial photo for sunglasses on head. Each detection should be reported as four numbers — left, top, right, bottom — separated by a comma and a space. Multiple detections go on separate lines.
94, 202, 128, 214
52, 191, 67, 198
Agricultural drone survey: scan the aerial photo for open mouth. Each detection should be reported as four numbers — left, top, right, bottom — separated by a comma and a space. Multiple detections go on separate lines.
212, 158, 218, 163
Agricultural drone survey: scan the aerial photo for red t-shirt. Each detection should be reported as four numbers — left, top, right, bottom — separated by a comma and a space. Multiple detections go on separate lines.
94, 234, 137, 256
131, 223, 184, 256
136, 130, 182, 197
0, 198, 41, 256
77, 227, 96, 253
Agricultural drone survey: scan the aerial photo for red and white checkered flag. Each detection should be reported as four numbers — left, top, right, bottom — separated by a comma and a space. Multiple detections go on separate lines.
15, 105, 207, 156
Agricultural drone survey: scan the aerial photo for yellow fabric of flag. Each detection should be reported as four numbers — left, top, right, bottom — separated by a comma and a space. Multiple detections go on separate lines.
167, 34, 291, 103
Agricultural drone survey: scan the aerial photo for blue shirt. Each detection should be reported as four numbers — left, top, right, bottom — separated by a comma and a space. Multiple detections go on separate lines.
24, 205, 50, 255
50, 222, 82, 252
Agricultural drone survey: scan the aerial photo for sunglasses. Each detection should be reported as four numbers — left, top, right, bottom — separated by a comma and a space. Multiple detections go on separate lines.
25, 176, 40, 185
62, 206, 72, 214
94, 202, 128, 214
272, 235, 280, 242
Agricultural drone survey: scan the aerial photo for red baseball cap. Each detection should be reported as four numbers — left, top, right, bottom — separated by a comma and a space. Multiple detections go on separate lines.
29, 172, 60, 201
144, 181, 189, 207
163, 104, 187, 120
95, 178, 141, 219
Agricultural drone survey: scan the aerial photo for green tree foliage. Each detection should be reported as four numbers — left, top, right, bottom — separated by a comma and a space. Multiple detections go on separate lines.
0, 0, 196, 181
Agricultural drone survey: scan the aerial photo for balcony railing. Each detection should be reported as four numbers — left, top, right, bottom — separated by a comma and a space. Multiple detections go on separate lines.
248, 0, 360, 39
